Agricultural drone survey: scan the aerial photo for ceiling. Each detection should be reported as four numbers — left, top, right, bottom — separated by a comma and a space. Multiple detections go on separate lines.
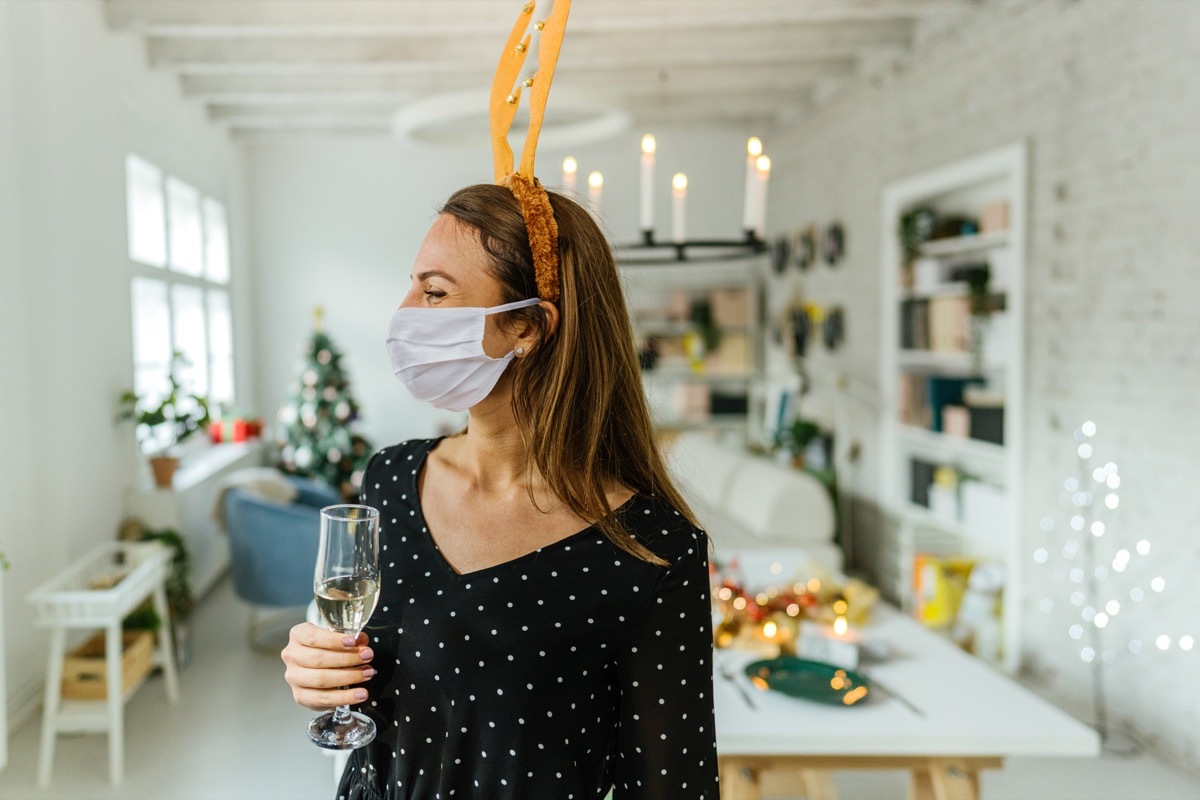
103, 0, 971, 140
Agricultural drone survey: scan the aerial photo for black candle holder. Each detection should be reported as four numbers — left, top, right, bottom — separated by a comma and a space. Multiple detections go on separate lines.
614, 229, 767, 265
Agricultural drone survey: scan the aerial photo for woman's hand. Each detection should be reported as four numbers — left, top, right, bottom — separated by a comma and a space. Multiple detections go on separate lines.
281, 623, 375, 711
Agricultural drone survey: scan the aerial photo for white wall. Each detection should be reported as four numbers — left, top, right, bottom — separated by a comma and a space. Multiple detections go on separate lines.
766, 0, 1200, 770
0, 0, 248, 723
245, 126, 756, 450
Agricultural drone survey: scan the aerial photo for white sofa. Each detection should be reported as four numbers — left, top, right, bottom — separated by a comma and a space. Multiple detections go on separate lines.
664, 432, 842, 576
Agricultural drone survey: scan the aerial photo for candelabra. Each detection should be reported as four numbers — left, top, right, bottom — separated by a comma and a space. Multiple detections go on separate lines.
565, 135, 771, 265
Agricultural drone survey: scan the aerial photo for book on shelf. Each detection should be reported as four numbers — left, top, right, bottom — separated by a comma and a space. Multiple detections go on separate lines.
929, 296, 971, 353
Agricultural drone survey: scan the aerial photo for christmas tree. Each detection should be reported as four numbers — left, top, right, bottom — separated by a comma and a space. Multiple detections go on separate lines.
277, 308, 373, 499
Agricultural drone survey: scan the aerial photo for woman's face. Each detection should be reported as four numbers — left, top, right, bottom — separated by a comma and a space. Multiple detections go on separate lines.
400, 214, 513, 358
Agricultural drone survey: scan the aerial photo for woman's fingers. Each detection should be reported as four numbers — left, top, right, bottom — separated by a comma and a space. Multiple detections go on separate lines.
291, 684, 371, 712
281, 623, 377, 710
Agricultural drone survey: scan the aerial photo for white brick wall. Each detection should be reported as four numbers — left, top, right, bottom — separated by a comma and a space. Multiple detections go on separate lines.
767, 0, 1200, 771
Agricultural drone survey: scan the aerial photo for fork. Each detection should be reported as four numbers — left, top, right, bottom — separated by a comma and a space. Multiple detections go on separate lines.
716, 653, 757, 710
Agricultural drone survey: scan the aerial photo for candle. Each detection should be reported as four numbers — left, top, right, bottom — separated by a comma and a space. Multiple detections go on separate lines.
742, 136, 762, 234
753, 154, 771, 239
671, 172, 687, 244
640, 134, 656, 233
587, 170, 603, 215
562, 156, 577, 192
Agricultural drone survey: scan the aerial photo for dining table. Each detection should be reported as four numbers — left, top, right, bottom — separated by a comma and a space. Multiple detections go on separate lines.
714, 603, 1100, 800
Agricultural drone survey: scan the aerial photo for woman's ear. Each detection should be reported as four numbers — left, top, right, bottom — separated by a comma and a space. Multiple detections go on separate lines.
515, 301, 559, 356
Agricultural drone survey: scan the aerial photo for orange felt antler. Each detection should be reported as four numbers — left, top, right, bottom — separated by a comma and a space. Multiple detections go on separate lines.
488, 0, 572, 304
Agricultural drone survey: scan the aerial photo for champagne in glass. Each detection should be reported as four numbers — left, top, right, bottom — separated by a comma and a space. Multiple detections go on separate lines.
308, 504, 380, 750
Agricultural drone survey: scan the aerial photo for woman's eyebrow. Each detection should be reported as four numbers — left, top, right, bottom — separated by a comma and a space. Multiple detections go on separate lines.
415, 269, 459, 285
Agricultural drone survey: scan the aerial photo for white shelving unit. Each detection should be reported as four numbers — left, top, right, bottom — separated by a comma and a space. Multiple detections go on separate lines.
621, 258, 767, 443
880, 142, 1027, 673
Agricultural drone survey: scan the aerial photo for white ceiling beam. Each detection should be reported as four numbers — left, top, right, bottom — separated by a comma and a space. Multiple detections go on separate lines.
184, 61, 854, 105
108, 0, 960, 37
147, 20, 912, 71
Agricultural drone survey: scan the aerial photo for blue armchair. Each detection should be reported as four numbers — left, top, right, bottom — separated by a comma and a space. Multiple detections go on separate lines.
222, 475, 343, 646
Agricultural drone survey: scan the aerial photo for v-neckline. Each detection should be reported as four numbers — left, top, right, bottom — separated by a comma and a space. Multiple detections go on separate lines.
410, 437, 636, 580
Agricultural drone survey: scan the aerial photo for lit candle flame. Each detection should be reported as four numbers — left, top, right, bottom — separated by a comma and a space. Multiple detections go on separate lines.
672, 172, 688, 192
833, 615, 848, 636
755, 154, 771, 175
642, 134, 656, 155
562, 156, 577, 176
747, 136, 762, 157
588, 171, 603, 189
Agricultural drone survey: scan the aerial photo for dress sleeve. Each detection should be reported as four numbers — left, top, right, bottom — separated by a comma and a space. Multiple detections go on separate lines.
613, 529, 720, 799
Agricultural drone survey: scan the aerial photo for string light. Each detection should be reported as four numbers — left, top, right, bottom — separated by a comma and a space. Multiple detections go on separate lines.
1034, 419, 1193, 738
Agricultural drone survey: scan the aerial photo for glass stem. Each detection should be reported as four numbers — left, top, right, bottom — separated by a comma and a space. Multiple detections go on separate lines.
331, 700, 352, 725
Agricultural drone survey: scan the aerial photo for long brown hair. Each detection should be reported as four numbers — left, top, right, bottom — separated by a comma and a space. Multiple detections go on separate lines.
440, 184, 695, 567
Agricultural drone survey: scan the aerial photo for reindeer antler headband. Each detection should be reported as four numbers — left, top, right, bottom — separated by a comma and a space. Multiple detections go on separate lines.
490, 0, 571, 304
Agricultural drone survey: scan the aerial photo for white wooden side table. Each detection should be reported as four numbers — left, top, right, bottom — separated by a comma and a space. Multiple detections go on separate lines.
28, 542, 180, 786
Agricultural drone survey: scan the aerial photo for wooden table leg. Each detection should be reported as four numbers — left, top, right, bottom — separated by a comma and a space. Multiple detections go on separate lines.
909, 758, 980, 800
800, 769, 839, 800
719, 756, 762, 800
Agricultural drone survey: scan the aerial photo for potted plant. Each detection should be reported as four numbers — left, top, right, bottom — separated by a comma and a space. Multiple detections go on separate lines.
120, 520, 195, 665
117, 352, 211, 488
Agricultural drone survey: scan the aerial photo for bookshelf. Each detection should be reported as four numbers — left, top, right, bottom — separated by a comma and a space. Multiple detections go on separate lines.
880, 142, 1027, 672
620, 258, 766, 442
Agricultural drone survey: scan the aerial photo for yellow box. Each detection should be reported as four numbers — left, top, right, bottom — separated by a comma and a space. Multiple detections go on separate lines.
61, 631, 154, 700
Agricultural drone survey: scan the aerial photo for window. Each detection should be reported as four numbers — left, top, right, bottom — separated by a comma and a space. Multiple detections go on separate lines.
126, 154, 235, 452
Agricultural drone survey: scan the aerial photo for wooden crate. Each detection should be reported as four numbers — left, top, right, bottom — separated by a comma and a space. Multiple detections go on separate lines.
61, 631, 154, 700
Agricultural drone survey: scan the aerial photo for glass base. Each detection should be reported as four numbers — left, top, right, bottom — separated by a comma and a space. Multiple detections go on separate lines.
308, 709, 377, 750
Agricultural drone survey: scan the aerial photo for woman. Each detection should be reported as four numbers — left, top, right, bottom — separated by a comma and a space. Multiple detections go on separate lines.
282, 184, 719, 799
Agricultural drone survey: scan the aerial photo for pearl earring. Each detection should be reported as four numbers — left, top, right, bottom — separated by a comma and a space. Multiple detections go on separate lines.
516, 346, 525, 356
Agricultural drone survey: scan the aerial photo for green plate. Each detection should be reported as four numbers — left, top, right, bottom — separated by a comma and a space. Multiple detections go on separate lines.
743, 656, 874, 707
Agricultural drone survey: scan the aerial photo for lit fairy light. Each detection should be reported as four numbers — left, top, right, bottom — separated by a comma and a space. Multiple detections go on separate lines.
1150, 576, 1166, 592
1081, 606, 1097, 623
1062, 540, 1080, 559
1070, 591, 1085, 607
1128, 639, 1143, 655
1069, 568, 1084, 583
1136, 539, 1151, 556
1111, 549, 1130, 572
1155, 635, 1171, 651
1091, 521, 1105, 537
1064, 477, 1080, 493
1106, 474, 1120, 489
1092, 467, 1107, 483
1130, 587, 1145, 602
1081, 420, 1097, 437
1040, 516, 1056, 532
1093, 612, 1109, 629
1077, 443, 1093, 459
1070, 515, 1085, 530
1081, 647, 1096, 662
1093, 566, 1109, 581
1181, 636, 1195, 652
1106, 600, 1121, 616
1069, 624, 1083, 640
1104, 493, 1119, 510
1033, 548, 1049, 564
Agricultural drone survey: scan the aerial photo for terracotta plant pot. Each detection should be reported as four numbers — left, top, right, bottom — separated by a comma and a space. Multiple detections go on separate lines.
149, 456, 180, 488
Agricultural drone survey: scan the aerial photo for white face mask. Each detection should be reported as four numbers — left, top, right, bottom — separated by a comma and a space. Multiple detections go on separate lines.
385, 297, 542, 412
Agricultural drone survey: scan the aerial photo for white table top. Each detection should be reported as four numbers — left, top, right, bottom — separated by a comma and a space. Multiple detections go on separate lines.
714, 603, 1100, 759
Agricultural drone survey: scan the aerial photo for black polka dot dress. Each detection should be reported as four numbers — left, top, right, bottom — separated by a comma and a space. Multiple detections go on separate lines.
336, 438, 720, 800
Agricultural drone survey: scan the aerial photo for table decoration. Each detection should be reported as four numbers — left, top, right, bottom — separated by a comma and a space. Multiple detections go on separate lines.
710, 559, 879, 659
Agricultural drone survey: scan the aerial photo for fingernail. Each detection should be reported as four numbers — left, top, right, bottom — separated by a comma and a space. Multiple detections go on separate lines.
342, 636, 356, 647
354, 690, 368, 701
363, 667, 377, 679
359, 648, 374, 662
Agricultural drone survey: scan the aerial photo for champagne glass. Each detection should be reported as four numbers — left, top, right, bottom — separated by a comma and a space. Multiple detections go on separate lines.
308, 504, 381, 750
